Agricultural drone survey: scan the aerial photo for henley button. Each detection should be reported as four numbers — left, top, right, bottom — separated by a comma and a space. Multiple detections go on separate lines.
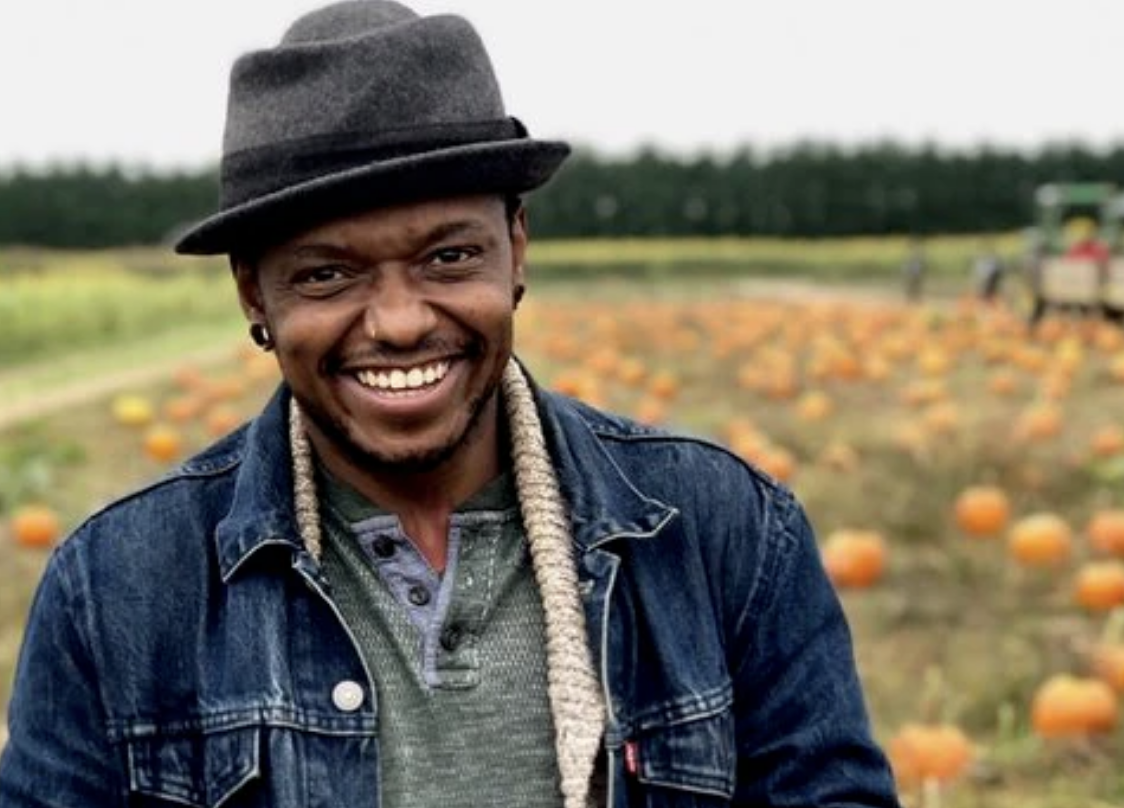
371, 536, 396, 558
440, 626, 463, 651
332, 680, 365, 712
407, 584, 431, 606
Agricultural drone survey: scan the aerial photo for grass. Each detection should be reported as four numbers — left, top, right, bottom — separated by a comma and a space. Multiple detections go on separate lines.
0, 249, 234, 370
527, 232, 1025, 283
0, 316, 246, 404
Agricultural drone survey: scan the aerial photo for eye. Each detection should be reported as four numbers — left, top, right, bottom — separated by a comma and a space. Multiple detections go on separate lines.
433, 245, 485, 265
291, 264, 355, 297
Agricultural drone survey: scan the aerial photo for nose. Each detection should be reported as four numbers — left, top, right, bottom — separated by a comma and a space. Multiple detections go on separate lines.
362, 273, 438, 347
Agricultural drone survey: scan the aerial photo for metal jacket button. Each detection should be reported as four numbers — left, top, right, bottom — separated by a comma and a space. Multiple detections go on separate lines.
407, 584, 431, 606
332, 680, 365, 712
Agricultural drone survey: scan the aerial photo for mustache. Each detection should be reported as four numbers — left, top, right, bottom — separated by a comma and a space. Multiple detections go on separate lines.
327, 337, 479, 371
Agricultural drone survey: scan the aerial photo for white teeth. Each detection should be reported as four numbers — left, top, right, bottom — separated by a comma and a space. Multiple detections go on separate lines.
356, 361, 449, 392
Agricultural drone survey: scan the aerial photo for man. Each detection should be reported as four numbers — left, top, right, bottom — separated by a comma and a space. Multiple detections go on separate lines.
0, 2, 900, 805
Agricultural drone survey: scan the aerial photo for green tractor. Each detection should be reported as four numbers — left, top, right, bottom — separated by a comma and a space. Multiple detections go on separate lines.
1024, 182, 1124, 323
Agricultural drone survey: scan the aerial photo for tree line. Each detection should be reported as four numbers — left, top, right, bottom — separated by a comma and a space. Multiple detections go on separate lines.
2, 141, 1124, 248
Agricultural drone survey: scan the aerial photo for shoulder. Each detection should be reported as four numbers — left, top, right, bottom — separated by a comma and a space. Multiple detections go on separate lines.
538, 387, 800, 528
54, 425, 250, 572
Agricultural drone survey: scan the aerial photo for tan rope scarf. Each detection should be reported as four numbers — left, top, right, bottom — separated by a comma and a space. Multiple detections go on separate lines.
288, 359, 605, 808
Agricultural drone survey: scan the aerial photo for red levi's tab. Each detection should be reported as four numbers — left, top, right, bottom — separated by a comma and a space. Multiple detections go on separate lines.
624, 740, 640, 776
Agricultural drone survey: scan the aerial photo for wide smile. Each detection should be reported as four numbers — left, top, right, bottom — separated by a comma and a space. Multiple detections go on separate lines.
352, 359, 452, 396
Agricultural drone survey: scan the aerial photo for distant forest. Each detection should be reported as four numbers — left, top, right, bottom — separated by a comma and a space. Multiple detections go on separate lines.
3, 141, 1124, 248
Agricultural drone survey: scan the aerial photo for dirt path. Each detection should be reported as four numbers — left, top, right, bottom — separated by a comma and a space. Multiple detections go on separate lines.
0, 342, 238, 433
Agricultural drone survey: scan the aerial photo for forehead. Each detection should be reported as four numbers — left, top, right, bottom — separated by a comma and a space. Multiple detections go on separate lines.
272, 195, 509, 254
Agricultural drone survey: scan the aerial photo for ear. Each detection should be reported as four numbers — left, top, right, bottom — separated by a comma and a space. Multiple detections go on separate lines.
510, 206, 528, 291
231, 256, 264, 323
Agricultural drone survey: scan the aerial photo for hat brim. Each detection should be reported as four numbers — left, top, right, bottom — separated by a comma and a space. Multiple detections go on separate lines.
173, 139, 570, 255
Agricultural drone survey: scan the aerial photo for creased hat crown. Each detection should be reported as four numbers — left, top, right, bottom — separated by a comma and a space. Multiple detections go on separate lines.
174, 0, 569, 255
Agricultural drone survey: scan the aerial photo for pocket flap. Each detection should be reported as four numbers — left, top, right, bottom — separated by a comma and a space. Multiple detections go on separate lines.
635, 710, 736, 799
127, 725, 260, 807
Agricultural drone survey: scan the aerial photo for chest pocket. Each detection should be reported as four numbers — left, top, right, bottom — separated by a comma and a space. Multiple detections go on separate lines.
630, 708, 736, 804
125, 725, 260, 807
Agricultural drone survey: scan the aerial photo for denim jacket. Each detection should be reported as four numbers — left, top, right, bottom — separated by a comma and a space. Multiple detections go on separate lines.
0, 378, 900, 807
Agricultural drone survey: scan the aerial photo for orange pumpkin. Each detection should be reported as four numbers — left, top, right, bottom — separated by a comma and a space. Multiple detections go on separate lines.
986, 369, 1019, 396
172, 363, 206, 392
821, 529, 887, 589
616, 357, 647, 387
646, 370, 680, 401
1091, 644, 1124, 692
162, 395, 204, 424
632, 396, 667, 426
143, 425, 185, 464
922, 402, 961, 436
953, 485, 1011, 538
795, 390, 833, 422
817, 441, 859, 473
1031, 674, 1119, 737
204, 406, 244, 438
1007, 513, 1073, 567
1090, 424, 1124, 458
1087, 509, 1124, 556
756, 446, 797, 484
887, 723, 973, 787
1014, 404, 1063, 442
551, 370, 601, 404
10, 504, 61, 549
1073, 561, 1124, 611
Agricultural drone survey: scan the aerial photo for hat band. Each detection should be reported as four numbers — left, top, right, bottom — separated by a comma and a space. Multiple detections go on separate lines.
220, 117, 527, 208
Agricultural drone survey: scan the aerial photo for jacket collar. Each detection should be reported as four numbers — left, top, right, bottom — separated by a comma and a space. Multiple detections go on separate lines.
213, 369, 677, 579
213, 386, 306, 581
529, 378, 678, 552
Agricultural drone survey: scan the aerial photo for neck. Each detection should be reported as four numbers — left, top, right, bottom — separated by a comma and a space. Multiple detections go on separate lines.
354, 461, 505, 572
308, 400, 509, 571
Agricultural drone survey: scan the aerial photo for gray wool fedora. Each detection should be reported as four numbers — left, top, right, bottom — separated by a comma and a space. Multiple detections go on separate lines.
174, 0, 570, 255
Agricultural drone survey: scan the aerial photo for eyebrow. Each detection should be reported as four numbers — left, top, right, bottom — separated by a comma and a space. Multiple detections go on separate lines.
287, 217, 495, 261
418, 218, 494, 245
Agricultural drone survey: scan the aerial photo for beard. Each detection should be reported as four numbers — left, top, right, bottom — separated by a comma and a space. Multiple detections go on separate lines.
294, 373, 499, 477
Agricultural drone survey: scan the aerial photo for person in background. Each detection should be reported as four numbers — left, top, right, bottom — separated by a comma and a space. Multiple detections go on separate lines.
1064, 216, 1110, 263
902, 236, 927, 302
972, 242, 1006, 304
0, 2, 901, 805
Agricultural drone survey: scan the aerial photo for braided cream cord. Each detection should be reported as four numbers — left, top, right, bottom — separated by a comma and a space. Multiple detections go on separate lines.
289, 399, 323, 562
502, 359, 605, 808
288, 360, 605, 806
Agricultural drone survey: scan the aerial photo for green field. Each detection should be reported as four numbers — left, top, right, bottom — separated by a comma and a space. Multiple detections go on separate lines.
3, 237, 1122, 807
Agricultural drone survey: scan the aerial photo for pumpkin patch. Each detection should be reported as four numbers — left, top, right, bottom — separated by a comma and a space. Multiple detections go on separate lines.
7, 266, 1124, 806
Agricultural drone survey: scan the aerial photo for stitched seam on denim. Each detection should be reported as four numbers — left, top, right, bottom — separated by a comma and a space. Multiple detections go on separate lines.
749, 487, 797, 623
727, 484, 790, 652
635, 773, 734, 799
48, 548, 118, 761
627, 683, 735, 732
107, 707, 378, 741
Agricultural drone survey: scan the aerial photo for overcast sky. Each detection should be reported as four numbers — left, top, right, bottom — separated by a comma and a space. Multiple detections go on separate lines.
2, 0, 1122, 169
